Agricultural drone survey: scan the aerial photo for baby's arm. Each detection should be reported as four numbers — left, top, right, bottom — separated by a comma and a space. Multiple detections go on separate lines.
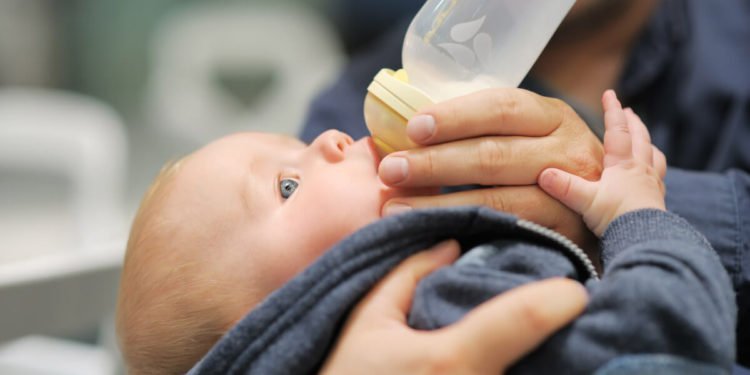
538, 90, 667, 236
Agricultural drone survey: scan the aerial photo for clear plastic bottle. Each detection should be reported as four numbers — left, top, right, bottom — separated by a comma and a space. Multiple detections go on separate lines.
403, 0, 575, 102
365, 0, 575, 155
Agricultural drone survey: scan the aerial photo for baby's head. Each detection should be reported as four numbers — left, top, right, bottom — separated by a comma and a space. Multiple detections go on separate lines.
116, 130, 421, 374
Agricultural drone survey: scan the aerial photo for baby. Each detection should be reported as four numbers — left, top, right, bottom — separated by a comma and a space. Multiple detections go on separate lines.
116, 114, 433, 372
116, 92, 735, 374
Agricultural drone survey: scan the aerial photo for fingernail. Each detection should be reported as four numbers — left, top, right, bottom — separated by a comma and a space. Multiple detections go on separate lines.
430, 240, 460, 262
383, 202, 412, 216
543, 279, 589, 313
539, 169, 556, 189
407, 115, 435, 143
379, 156, 409, 184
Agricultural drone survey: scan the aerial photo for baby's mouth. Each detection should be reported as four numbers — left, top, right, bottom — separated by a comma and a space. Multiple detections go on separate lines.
360, 136, 383, 171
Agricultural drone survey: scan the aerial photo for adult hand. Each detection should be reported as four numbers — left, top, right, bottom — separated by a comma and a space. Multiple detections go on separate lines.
321, 241, 589, 375
378, 88, 604, 250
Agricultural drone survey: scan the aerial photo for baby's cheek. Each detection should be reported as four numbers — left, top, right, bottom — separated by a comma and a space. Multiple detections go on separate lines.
300, 212, 373, 257
285, 215, 346, 258
281, 186, 383, 265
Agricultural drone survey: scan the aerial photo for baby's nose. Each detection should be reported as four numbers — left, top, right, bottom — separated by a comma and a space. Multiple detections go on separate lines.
312, 130, 353, 162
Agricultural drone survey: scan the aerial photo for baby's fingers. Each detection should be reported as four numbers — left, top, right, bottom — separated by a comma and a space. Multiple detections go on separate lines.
602, 90, 632, 167
539, 168, 596, 215
625, 108, 653, 165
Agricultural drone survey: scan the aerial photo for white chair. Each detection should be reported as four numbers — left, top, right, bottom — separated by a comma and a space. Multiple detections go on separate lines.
0, 88, 128, 373
0, 88, 128, 257
144, 2, 344, 144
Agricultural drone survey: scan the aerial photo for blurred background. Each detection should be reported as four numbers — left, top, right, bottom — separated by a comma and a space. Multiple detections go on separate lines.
0, 0, 419, 373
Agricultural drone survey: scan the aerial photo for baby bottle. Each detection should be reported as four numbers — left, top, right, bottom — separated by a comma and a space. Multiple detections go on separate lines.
365, 0, 575, 156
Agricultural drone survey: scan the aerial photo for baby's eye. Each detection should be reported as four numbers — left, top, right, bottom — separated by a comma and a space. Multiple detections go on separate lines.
279, 178, 299, 199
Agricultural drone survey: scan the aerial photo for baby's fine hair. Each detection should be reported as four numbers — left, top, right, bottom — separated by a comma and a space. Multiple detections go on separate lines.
116, 159, 232, 374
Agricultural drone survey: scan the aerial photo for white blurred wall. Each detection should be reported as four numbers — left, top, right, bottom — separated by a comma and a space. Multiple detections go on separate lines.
0, 1, 60, 86
0, 1, 344, 373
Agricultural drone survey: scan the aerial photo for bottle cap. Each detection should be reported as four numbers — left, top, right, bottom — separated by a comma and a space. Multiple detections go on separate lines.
364, 69, 434, 156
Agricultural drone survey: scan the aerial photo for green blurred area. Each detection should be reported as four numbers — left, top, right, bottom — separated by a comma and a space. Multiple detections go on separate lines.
59, 0, 334, 121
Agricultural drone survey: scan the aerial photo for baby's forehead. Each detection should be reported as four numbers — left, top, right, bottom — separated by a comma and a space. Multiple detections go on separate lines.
163, 131, 310, 215
208, 132, 305, 150
184, 132, 302, 174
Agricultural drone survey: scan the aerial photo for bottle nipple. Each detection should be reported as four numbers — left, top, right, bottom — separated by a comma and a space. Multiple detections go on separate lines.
364, 69, 434, 156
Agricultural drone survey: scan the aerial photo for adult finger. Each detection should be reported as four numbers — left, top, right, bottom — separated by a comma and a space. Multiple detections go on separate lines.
379, 136, 561, 187
354, 240, 460, 324
443, 278, 589, 372
382, 186, 588, 241
406, 88, 565, 145
625, 108, 653, 165
601, 90, 632, 167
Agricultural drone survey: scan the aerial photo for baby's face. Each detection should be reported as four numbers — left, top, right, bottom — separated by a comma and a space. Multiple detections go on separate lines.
163, 130, 423, 312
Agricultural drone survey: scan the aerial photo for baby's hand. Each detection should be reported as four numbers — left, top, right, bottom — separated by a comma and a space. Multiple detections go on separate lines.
538, 90, 667, 237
